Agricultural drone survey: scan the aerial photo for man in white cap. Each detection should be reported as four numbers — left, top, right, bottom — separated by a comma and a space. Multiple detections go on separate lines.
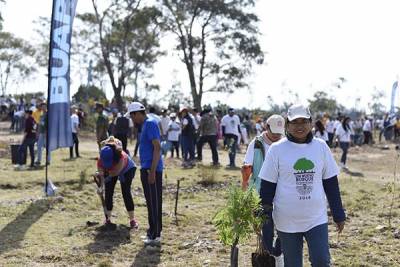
241, 114, 285, 263
127, 102, 163, 246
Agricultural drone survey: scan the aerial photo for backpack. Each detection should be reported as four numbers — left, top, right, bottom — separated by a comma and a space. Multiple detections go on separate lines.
114, 116, 130, 135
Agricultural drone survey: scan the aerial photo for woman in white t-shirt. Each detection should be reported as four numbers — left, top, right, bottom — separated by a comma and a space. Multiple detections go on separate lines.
335, 117, 352, 169
167, 113, 181, 158
313, 119, 329, 144
259, 104, 346, 267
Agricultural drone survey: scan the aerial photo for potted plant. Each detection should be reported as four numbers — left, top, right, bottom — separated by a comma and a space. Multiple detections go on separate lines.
213, 186, 266, 267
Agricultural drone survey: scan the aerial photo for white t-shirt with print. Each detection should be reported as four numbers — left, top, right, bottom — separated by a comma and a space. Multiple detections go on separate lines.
259, 138, 339, 233
314, 130, 329, 142
335, 124, 351, 142
167, 121, 181, 141
221, 114, 241, 135
244, 137, 270, 164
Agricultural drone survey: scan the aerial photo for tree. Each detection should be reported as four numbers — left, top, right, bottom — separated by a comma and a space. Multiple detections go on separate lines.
160, 0, 264, 110
72, 84, 107, 103
0, 32, 36, 96
79, 0, 164, 110
308, 91, 343, 116
0, 0, 5, 31
369, 87, 386, 118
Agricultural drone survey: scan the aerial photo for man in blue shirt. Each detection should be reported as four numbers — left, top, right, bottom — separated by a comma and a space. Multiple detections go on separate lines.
128, 102, 163, 246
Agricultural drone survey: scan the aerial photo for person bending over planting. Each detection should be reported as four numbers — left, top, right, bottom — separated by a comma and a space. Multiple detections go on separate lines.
95, 136, 139, 229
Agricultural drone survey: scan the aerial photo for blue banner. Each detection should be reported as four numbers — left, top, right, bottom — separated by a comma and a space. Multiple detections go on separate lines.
390, 81, 398, 114
47, 0, 78, 151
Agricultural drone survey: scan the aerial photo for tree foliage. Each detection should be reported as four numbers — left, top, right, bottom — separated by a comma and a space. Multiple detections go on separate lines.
78, 0, 164, 110
369, 88, 386, 118
0, 32, 36, 95
72, 84, 107, 103
0, 0, 5, 31
159, 0, 264, 110
308, 91, 343, 116
213, 186, 265, 247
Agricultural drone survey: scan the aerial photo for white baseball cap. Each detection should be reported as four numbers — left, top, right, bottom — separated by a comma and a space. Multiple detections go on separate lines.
287, 104, 311, 121
170, 112, 176, 118
127, 102, 145, 114
266, 114, 285, 135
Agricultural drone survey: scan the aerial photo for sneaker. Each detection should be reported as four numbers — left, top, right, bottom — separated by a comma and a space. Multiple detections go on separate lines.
143, 236, 161, 247
130, 219, 139, 230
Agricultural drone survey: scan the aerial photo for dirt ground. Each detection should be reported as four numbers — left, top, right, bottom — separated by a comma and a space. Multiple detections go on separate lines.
0, 121, 399, 267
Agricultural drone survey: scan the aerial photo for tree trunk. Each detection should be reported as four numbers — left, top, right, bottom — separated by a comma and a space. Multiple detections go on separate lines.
184, 59, 201, 110
114, 90, 124, 111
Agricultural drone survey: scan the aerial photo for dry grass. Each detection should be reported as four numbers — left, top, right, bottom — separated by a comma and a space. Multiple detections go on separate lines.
0, 133, 400, 266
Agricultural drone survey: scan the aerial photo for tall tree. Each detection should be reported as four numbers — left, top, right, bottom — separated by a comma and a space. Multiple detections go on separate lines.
159, 0, 264, 110
0, 32, 36, 95
79, 0, 163, 110
0, 0, 5, 31
308, 91, 343, 116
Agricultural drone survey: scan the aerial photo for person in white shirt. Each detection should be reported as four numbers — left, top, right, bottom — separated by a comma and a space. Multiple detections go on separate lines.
70, 108, 80, 158
314, 120, 329, 145
332, 117, 342, 148
259, 104, 346, 266
336, 117, 352, 169
220, 108, 241, 168
160, 109, 171, 141
325, 117, 335, 147
242, 114, 285, 262
167, 113, 181, 158
363, 116, 372, 145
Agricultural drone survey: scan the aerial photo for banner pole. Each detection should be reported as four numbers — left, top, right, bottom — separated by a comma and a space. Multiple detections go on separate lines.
45, 0, 56, 197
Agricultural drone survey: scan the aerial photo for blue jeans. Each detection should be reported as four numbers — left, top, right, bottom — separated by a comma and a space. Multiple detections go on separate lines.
36, 133, 51, 164
225, 134, 237, 166
278, 223, 330, 267
339, 142, 349, 165
181, 135, 195, 162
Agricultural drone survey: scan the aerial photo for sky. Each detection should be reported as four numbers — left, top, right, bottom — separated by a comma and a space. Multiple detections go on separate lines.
2, 0, 400, 112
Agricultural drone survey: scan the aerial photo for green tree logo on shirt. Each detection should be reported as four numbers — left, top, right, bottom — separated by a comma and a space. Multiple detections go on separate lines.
293, 158, 315, 196
293, 158, 315, 172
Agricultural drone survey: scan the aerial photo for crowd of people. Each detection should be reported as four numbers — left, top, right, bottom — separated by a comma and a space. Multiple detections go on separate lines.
4, 94, 400, 265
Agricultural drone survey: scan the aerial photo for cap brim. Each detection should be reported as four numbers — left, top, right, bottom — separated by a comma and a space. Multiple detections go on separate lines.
269, 125, 285, 135
287, 114, 311, 121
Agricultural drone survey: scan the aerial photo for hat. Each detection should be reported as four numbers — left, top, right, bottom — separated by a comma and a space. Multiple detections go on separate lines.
127, 102, 145, 114
100, 146, 114, 169
180, 107, 188, 113
228, 108, 235, 112
29, 106, 36, 112
287, 104, 311, 121
266, 115, 285, 135
170, 112, 176, 118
